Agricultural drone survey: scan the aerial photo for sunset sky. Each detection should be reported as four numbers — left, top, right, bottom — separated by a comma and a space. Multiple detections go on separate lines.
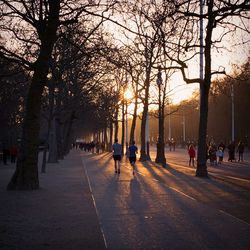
104, 9, 250, 105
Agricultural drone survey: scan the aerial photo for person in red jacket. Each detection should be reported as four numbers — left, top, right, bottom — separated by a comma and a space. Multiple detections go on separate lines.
188, 144, 196, 167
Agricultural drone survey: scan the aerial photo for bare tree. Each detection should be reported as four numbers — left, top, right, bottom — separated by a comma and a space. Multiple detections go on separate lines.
0, 58, 29, 147
158, 0, 250, 176
0, 0, 117, 190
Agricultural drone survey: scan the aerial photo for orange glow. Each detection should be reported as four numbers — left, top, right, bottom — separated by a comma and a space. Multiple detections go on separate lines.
124, 88, 134, 101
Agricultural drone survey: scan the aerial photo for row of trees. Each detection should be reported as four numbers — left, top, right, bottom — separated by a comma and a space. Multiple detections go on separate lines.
0, 0, 249, 189
0, 59, 29, 147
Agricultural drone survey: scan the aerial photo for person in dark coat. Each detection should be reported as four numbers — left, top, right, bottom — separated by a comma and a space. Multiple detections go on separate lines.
237, 141, 245, 162
228, 141, 235, 162
208, 144, 217, 166
218, 141, 226, 152
128, 140, 138, 175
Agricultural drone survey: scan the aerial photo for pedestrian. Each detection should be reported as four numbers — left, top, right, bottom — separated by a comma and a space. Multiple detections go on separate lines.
218, 141, 226, 152
228, 141, 235, 162
128, 140, 138, 175
112, 138, 122, 174
10, 145, 17, 163
208, 144, 217, 166
171, 138, 176, 151
188, 144, 196, 167
237, 141, 245, 162
169, 139, 172, 151
216, 147, 224, 164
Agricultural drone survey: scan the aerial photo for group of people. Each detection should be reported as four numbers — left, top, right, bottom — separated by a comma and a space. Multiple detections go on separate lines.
112, 139, 138, 175
73, 141, 96, 152
207, 140, 245, 165
187, 140, 246, 167
112, 138, 246, 174
74, 141, 108, 154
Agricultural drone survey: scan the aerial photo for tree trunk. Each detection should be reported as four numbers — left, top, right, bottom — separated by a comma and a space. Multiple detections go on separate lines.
63, 111, 75, 156
129, 90, 138, 145
109, 121, 113, 151
155, 91, 166, 166
104, 127, 108, 151
196, 83, 209, 177
121, 100, 125, 155
7, 2, 60, 190
56, 117, 64, 160
114, 105, 119, 141
41, 147, 48, 173
7, 69, 46, 189
196, 0, 213, 177
140, 77, 150, 161
42, 81, 56, 169
48, 117, 58, 163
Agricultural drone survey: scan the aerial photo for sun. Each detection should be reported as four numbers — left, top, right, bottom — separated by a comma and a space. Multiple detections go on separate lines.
124, 88, 134, 101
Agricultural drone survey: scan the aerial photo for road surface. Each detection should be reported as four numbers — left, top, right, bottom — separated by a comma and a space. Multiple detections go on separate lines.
81, 149, 250, 250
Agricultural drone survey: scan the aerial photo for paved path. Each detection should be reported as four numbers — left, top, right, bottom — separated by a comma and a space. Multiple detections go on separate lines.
82, 151, 250, 249
1, 150, 250, 249
0, 151, 106, 250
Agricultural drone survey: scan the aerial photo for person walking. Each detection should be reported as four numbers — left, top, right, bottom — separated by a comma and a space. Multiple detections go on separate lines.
218, 141, 226, 152
128, 140, 138, 175
188, 144, 196, 167
237, 141, 245, 162
112, 138, 122, 174
228, 141, 235, 162
208, 144, 217, 166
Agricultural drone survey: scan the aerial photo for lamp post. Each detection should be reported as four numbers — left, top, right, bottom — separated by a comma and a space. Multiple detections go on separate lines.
182, 112, 186, 143
146, 112, 151, 160
168, 108, 171, 140
231, 82, 235, 142
125, 99, 129, 155
155, 66, 166, 166
124, 88, 132, 155
121, 96, 125, 155
199, 0, 204, 82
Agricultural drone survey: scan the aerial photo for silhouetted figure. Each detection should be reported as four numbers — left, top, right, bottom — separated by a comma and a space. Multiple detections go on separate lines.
171, 138, 176, 151
208, 144, 217, 166
169, 139, 172, 151
128, 140, 138, 175
237, 141, 245, 162
228, 141, 235, 162
218, 141, 226, 152
112, 138, 122, 174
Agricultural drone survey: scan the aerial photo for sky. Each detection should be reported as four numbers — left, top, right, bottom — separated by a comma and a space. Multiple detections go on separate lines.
166, 21, 250, 104
103, 3, 250, 105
